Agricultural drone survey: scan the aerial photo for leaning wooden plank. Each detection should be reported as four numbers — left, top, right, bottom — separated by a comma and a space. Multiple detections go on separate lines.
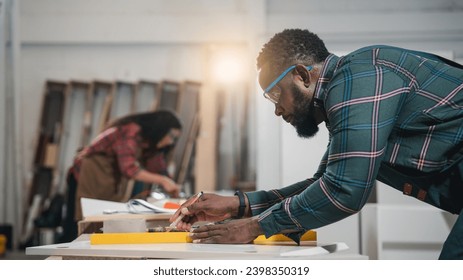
87, 81, 114, 142
109, 81, 136, 120
29, 81, 67, 205
176, 113, 200, 185
173, 81, 201, 185
158, 80, 181, 112
134, 80, 160, 112
55, 81, 91, 195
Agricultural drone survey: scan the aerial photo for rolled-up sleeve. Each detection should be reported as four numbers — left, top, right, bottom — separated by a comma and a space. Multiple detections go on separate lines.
245, 148, 329, 242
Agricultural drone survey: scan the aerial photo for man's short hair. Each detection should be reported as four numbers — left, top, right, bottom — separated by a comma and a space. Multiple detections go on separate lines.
257, 29, 330, 74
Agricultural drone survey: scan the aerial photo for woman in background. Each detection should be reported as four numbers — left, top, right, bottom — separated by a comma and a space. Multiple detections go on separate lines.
60, 110, 182, 242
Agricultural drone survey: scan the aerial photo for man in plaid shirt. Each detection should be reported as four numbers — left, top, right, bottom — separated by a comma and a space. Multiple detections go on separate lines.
172, 29, 463, 259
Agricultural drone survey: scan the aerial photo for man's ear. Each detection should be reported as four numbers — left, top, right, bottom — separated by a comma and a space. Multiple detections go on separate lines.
294, 64, 311, 87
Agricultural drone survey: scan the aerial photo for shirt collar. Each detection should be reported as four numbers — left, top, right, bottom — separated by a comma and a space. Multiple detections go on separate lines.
313, 53, 340, 108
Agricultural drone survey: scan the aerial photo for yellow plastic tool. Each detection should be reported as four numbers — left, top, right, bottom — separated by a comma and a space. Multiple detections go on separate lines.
90, 232, 192, 245
90, 230, 316, 245
0, 234, 6, 256
253, 230, 316, 244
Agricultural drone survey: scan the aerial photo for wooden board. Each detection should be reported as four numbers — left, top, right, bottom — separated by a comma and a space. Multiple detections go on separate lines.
174, 81, 201, 186
87, 81, 113, 142
56, 81, 90, 194
134, 80, 160, 112
159, 80, 181, 112
109, 81, 136, 119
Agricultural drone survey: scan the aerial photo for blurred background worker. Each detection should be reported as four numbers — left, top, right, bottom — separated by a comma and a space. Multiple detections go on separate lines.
61, 110, 182, 242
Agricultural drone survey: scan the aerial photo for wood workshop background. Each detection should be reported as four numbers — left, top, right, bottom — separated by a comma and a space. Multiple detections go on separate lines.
1, 0, 463, 259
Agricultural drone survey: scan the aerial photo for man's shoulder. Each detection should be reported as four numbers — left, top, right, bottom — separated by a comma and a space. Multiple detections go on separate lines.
335, 45, 423, 71
345, 45, 463, 70
346, 45, 404, 58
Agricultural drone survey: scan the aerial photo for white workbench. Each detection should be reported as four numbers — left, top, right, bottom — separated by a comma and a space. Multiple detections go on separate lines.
26, 234, 367, 260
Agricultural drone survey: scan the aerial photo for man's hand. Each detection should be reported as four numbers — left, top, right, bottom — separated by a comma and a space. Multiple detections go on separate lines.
189, 217, 264, 244
169, 193, 239, 230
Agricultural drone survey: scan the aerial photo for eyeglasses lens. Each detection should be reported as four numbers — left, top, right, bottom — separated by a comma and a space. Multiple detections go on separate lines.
264, 88, 281, 104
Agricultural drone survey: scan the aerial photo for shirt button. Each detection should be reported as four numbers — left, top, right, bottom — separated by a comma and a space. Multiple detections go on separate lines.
403, 183, 412, 195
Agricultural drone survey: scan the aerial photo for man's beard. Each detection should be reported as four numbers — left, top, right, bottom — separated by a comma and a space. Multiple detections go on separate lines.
291, 84, 319, 138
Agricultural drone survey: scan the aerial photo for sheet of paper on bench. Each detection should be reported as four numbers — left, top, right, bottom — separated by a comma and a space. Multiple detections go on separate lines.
81, 198, 177, 218
81, 198, 129, 218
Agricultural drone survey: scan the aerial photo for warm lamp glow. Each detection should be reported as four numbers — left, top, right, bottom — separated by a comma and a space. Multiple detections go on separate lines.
211, 49, 246, 84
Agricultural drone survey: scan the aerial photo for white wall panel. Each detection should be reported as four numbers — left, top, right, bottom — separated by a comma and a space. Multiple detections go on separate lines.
20, 0, 249, 44
20, 44, 205, 179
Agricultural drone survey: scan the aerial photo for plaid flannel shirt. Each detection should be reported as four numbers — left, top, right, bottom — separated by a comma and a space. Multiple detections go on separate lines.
247, 45, 463, 242
70, 123, 167, 180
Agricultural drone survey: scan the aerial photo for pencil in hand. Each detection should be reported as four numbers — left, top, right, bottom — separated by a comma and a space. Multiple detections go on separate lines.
168, 191, 203, 231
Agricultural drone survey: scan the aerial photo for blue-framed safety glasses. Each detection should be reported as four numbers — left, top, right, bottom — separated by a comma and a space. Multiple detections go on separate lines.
263, 65, 313, 104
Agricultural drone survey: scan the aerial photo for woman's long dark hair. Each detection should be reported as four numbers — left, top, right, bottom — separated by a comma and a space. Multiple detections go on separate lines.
106, 110, 182, 156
